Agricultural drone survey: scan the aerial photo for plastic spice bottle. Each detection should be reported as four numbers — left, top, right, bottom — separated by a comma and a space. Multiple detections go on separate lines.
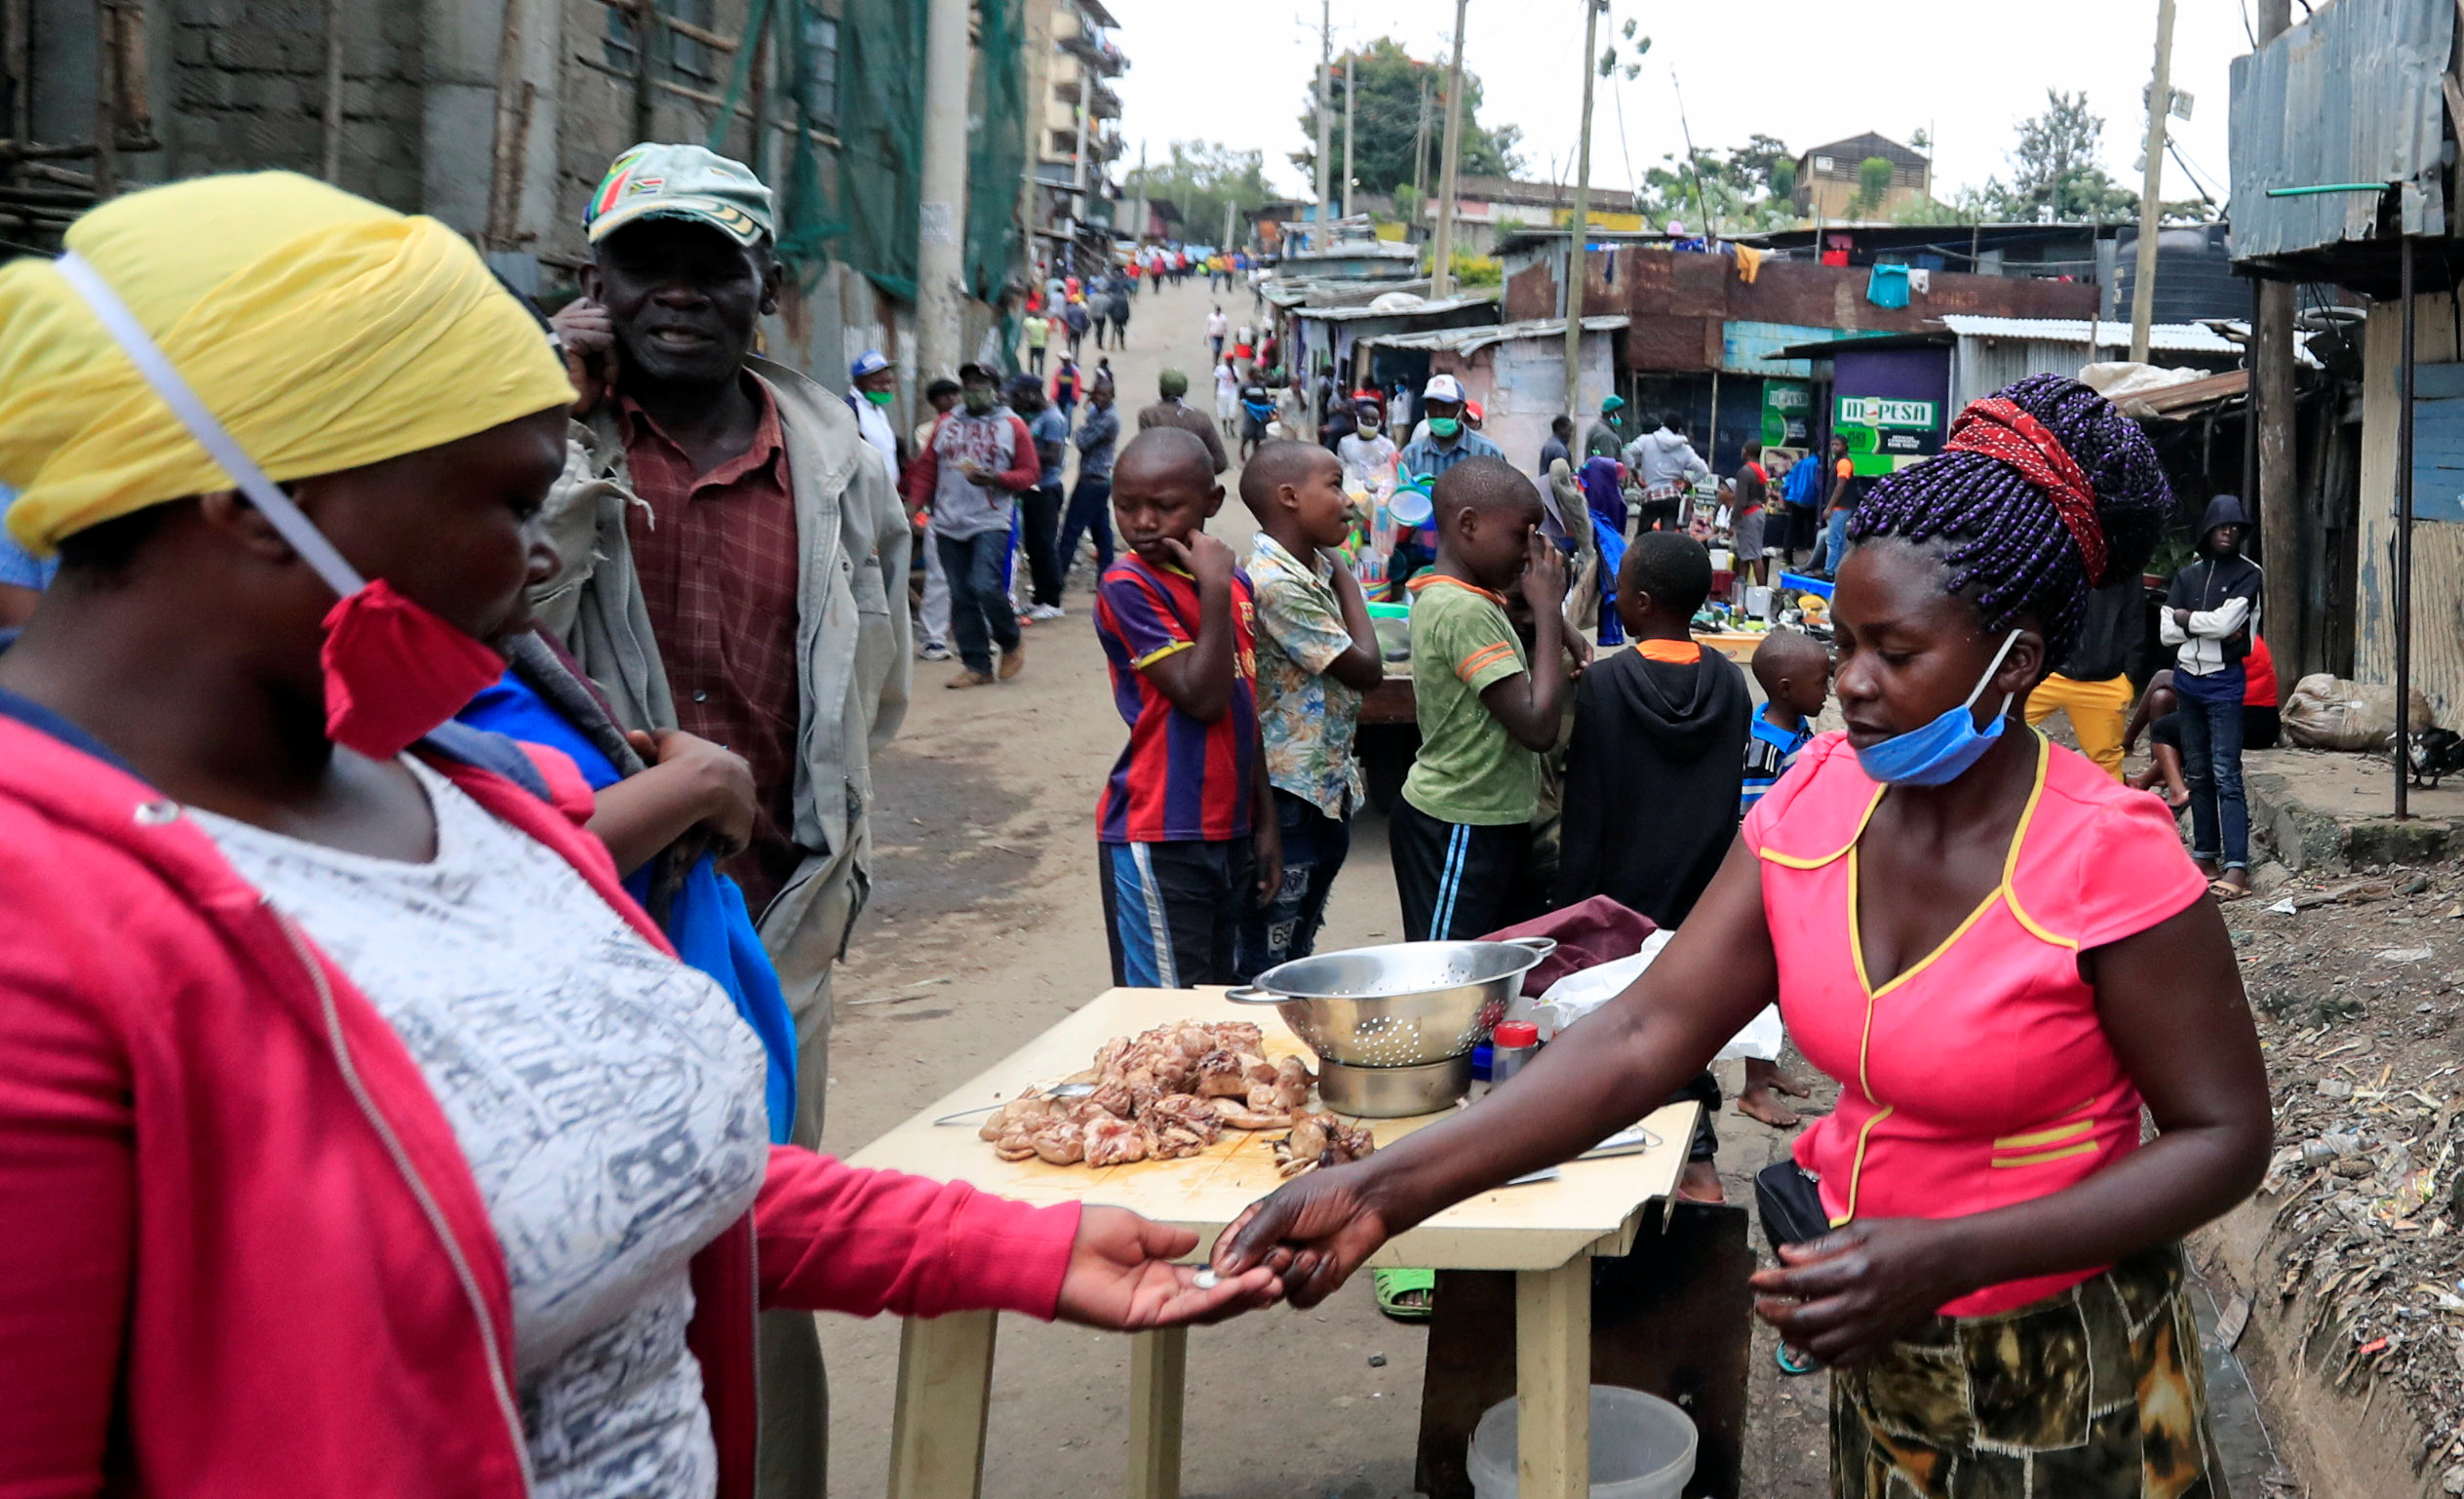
1488, 1021, 1542, 1087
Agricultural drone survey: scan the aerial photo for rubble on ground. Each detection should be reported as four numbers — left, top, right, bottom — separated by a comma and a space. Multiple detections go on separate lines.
2232, 862, 2464, 1479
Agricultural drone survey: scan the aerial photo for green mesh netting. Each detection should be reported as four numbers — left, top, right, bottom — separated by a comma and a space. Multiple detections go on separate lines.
965, 0, 1029, 304
833, 0, 925, 301
700, 0, 838, 285
699, 0, 1027, 310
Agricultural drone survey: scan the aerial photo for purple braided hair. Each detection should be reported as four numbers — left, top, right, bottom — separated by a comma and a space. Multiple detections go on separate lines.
1848, 374, 2171, 661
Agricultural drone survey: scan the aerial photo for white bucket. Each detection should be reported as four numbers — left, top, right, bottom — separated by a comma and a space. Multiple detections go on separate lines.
1466, 1385, 1697, 1499
1707, 548, 1734, 572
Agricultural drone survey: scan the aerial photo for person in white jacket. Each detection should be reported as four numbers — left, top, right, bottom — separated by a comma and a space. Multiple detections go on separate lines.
2158, 493, 2263, 895
1623, 414, 1707, 532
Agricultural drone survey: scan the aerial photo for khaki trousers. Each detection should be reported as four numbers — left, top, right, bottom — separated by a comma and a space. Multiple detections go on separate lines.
752, 826, 869, 1498
2022, 671, 2133, 778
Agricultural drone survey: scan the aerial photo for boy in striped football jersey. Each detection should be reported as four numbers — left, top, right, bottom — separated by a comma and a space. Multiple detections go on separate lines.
1091, 429, 1281, 987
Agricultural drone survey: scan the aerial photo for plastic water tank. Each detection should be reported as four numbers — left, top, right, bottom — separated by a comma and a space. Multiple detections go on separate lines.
1466, 1386, 1697, 1499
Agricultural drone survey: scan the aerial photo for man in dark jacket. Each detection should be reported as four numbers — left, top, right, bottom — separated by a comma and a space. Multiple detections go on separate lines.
2022, 573, 2147, 778
1134, 368, 1230, 474
2160, 493, 2264, 892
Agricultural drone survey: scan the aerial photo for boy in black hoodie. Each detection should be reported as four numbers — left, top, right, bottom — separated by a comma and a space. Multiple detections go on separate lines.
1552, 532, 1748, 1202
2160, 494, 2263, 896
1554, 533, 1750, 923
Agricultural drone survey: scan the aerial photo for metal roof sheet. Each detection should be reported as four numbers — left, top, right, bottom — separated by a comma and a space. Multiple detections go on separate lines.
1357, 315, 1630, 355
1288, 290, 1501, 323
1936, 316, 2243, 354
2227, 0, 2452, 263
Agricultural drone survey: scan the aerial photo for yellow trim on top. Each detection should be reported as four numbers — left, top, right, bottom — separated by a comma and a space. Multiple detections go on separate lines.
1756, 781, 1887, 870
1992, 1117, 2093, 1151
1829, 733, 2053, 1225
1991, 1140, 2100, 1168
1831, 1105, 1894, 1225
1131, 640, 1195, 670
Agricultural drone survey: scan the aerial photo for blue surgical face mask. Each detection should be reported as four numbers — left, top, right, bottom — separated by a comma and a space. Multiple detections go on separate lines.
1852, 630, 2022, 787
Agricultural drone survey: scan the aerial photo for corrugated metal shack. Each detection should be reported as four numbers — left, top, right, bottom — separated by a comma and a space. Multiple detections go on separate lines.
2230, 0, 2459, 713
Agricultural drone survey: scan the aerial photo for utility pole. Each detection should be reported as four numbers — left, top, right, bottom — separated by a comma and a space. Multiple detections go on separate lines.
2252, 0, 2300, 671
917, 0, 970, 383
1132, 139, 1149, 246
1070, 70, 1092, 268
1411, 74, 1430, 214
1429, 0, 1469, 298
2128, 0, 2177, 364
1343, 54, 1356, 221
1564, 0, 1601, 424
1312, 0, 1332, 253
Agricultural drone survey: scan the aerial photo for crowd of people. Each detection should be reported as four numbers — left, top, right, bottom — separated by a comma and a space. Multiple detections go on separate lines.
0, 137, 2275, 1499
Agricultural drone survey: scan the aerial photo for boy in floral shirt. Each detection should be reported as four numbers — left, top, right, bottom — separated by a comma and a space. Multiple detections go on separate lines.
1234, 442, 1385, 979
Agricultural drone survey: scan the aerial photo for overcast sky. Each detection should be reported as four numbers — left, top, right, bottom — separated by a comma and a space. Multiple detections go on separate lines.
1104, 0, 2250, 216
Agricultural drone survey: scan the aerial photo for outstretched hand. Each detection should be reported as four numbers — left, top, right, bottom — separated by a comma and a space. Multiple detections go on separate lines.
1210, 1161, 1394, 1310
1054, 1205, 1285, 1330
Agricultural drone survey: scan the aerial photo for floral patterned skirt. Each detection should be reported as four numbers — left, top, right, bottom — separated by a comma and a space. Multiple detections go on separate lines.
1830, 1243, 2228, 1499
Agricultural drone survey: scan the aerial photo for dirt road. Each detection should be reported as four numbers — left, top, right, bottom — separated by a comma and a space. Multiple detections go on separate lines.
814, 271, 1828, 1497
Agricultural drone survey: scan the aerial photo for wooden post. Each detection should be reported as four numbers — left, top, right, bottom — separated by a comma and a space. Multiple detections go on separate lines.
483, 0, 528, 239
2128, 0, 2177, 363
2396, 232, 2416, 818
92, 0, 119, 197
1563, 0, 1600, 426
1127, 1327, 1189, 1499
629, 0, 657, 146
886, 1312, 998, 1499
323, 0, 348, 183
1428, 0, 1468, 299
2253, 0, 2299, 672
1514, 1259, 1592, 1499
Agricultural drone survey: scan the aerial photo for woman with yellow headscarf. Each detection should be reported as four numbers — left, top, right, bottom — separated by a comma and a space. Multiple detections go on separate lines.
0, 173, 1277, 1497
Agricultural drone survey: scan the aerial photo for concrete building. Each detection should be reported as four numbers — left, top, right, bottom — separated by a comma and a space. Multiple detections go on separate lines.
1, 0, 1047, 422
1790, 132, 1933, 222
1022, 0, 1123, 275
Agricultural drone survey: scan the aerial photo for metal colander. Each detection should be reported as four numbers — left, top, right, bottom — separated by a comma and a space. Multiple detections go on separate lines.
1226, 937, 1555, 1067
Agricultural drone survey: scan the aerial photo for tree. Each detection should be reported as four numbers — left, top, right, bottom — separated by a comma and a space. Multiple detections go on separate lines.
1133, 141, 1274, 246
1291, 36, 1522, 196
1634, 139, 1799, 233
1856, 157, 1894, 216
1975, 90, 2138, 223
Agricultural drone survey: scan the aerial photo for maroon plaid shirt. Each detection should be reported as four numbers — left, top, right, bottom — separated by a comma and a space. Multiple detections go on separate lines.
620, 379, 803, 914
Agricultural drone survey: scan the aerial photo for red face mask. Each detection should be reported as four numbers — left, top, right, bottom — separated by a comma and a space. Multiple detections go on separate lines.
56, 251, 511, 763
319, 579, 510, 760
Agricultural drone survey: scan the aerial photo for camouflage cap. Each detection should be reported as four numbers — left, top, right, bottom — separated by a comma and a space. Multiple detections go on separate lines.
583, 142, 774, 248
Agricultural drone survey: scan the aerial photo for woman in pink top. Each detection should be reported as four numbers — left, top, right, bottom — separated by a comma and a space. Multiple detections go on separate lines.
1221, 375, 2271, 1498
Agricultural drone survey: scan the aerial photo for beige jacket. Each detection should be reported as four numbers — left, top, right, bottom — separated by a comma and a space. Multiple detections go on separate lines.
531, 357, 913, 974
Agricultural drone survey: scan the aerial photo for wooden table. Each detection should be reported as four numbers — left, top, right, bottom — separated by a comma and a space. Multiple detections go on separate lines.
848, 986, 1696, 1499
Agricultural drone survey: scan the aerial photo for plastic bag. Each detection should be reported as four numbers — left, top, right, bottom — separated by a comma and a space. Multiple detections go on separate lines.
1525, 930, 1783, 1060
2282, 673, 2437, 751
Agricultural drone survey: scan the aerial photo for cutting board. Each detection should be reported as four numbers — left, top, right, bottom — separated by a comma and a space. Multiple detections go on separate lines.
846, 986, 1695, 1272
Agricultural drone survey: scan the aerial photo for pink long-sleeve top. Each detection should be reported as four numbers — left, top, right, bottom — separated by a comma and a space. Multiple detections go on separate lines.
0, 697, 1076, 1499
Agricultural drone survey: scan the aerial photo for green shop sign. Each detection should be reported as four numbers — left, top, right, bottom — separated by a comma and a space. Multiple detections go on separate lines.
1834, 394, 1942, 475
1761, 380, 1813, 447
1835, 395, 1938, 429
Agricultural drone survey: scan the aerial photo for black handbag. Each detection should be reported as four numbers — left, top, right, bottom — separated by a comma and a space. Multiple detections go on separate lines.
1753, 1160, 1830, 1258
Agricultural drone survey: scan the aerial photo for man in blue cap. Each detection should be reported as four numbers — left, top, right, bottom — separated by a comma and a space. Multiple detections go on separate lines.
539, 141, 910, 1499
848, 346, 900, 473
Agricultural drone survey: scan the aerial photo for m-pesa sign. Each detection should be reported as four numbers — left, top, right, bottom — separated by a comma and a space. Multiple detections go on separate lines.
1836, 396, 1937, 430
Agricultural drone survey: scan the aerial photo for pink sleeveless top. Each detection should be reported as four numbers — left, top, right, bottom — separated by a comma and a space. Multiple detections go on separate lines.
1743, 730, 2209, 1316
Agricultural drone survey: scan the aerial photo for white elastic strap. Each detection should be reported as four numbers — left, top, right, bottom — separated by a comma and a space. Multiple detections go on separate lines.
1962, 628, 2023, 713
53, 252, 366, 598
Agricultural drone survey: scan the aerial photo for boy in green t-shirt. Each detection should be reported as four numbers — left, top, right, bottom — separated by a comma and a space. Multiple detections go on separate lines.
1395, 456, 1569, 939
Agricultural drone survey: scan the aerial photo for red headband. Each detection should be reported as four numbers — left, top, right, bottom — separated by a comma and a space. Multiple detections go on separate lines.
1940, 397, 2109, 584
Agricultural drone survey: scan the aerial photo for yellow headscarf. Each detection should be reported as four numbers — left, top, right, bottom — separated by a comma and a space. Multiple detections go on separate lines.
0, 171, 575, 556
